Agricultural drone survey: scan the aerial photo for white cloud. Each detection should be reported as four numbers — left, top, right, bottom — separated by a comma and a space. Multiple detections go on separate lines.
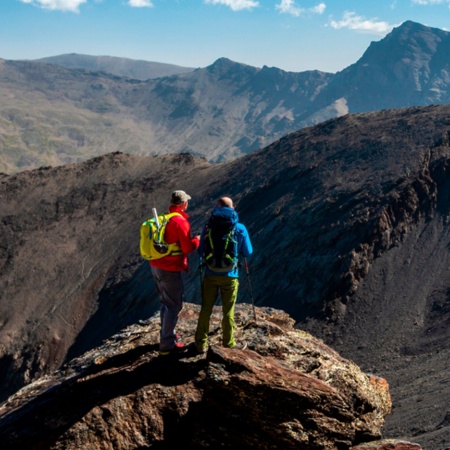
328, 12, 396, 35
19, 0, 87, 12
311, 2, 326, 14
204, 0, 259, 11
128, 0, 153, 6
276, 0, 304, 16
276, 1, 326, 17
412, 0, 450, 5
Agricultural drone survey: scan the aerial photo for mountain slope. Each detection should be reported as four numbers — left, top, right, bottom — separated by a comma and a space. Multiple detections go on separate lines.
0, 152, 213, 401
0, 57, 332, 173
1, 104, 450, 448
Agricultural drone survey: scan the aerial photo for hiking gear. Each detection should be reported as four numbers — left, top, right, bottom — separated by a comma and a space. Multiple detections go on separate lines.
203, 206, 239, 273
151, 207, 160, 227
171, 190, 191, 205
198, 215, 253, 279
198, 257, 204, 301
151, 267, 184, 352
159, 341, 188, 356
195, 275, 239, 350
244, 258, 257, 323
149, 205, 200, 272
140, 211, 182, 260
191, 342, 207, 354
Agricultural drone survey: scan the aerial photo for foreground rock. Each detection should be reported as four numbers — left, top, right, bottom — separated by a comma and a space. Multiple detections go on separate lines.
351, 440, 422, 450
0, 305, 419, 450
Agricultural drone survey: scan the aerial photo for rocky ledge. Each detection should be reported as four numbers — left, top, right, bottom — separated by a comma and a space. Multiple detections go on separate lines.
0, 304, 420, 450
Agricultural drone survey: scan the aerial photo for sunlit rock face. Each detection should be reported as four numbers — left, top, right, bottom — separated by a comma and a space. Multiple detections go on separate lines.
0, 305, 399, 450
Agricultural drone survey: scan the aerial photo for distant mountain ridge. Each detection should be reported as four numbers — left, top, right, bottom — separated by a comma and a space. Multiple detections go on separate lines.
33, 53, 196, 80
1, 20, 450, 174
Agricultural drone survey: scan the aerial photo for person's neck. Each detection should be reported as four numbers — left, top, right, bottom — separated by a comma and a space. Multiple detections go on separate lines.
171, 204, 186, 212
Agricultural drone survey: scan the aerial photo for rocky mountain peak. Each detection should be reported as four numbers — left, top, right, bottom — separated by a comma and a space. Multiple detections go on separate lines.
0, 304, 421, 450
361, 20, 449, 67
205, 56, 257, 76
316, 21, 450, 113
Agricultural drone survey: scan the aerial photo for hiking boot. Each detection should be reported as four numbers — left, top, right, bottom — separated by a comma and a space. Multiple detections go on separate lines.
159, 341, 188, 356
188, 342, 207, 355
174, 333, 182, 342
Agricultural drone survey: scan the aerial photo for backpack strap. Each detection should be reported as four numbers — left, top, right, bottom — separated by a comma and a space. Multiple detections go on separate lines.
151, 212, 183, 257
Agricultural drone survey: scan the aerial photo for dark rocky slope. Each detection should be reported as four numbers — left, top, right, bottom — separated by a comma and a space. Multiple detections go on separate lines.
1, 104, 450, 448
0, 152, 213, 401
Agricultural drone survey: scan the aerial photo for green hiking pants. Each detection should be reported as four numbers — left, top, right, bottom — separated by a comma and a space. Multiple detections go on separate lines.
195, 275, 239, 350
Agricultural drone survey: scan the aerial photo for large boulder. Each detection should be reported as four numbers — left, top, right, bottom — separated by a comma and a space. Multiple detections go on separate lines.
0, 304, 404, 450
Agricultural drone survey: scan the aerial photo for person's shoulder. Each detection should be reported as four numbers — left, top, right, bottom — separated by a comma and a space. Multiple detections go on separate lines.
170, 211, 188, 221
236, 222, 249, 233
167, 212, 188, 230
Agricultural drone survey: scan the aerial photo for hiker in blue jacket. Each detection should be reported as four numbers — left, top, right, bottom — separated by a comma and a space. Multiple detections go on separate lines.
195, 196, 253, 352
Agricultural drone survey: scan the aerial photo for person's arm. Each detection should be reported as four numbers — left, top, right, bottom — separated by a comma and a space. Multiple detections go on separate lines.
176, 218, 200, 254
238, 224, 253, 257
197, 225, 207, 257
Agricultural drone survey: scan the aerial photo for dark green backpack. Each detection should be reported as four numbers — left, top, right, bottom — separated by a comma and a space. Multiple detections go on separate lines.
203, 206, 239, 272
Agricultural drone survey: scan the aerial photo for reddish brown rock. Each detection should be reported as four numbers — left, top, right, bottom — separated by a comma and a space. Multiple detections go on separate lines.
0, 305, 395, 449
351, 439, 422, 449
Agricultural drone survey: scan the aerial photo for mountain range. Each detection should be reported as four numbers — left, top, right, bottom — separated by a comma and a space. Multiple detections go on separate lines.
1, 103, 450, 449
1, 17, 450, 450
1, 20, 450, 174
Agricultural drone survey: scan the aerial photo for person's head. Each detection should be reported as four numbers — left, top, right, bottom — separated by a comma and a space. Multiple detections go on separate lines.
171, 190, 191, 210
217, 196, 234, 209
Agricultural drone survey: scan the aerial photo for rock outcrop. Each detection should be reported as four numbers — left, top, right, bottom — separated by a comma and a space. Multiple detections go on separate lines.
0, 305, 410, 450
351, 441, 422, 450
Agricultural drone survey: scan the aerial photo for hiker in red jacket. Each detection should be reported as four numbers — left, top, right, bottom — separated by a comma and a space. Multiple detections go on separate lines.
150, 190, 200, 355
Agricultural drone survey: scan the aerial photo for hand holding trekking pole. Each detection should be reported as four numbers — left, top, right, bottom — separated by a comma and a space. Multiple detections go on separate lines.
244, 257, 257, 323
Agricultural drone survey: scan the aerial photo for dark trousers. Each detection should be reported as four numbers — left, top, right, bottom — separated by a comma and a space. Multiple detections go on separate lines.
151, 266, 184, 351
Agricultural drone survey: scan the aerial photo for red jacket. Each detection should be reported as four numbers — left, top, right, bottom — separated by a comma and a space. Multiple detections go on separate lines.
149, 205, 200, 272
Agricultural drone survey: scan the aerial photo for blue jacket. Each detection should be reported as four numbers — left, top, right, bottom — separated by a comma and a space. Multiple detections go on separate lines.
199, 206, 253, 278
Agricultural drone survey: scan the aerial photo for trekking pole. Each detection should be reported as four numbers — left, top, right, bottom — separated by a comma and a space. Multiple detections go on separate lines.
244, 257, 257, 323
198, 257, 204, 304
152, 208, 160, 229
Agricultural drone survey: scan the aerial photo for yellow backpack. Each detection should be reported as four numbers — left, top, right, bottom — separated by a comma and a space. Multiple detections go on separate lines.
140, 212, 182, 260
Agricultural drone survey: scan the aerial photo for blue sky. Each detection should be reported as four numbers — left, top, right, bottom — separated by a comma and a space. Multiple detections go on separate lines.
1, 0, 449, 73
